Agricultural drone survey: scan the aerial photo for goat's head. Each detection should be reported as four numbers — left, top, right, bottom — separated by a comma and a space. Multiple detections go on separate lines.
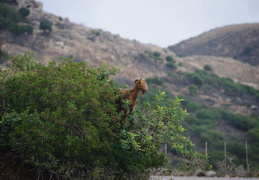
134, 79, 148, 95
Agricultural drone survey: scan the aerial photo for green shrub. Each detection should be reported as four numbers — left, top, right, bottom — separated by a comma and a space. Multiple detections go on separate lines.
188, 117, 215, 129
153, 52, 161, 58
223, 111, 258, 131
248, 127, 259, 142
23, 24, 33, 34
146, 77, 163, 85
196, 110, 212, 119
19, 7, 30, 19
8, 23, 22, 35
166, 56, 175, 62
208, 150, 224, 169
200, 129, 224, 143
191, 124, 208, 134
0, 53, 209, 179
242, 46, 253, 55
188, 84, 198, 94
91, 30, 101, 36
144, 51, 163, 62
204, 64, 212, 71
191, 73, 204, 86
0, 6, 33, 35
0, 111, 21, 150
9, 23, 33, 35
39, 19, 52, 32
227, 142, 246, 159
185, 101, 199, 112
0, 6, 19, 29
185, 70, 259, 97
10, 51, 37, 71
166, 62, 177, 69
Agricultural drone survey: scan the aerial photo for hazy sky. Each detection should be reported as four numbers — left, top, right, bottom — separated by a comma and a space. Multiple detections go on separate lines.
39, 0, 259, 47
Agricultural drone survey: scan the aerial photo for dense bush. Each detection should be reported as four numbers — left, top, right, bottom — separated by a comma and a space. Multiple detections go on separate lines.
0, 6, 33, 36
242, 46, 253, 55
39, 19, 52, 32
166, 56, 175, 62
0, 52, 209, 179
185, 70, 259, 97
165, 56, 177, 69
19, 7, 30, 19
8, 23, 33, 35
248, 127, 259, 142
0, 6, 19, 29
188, 84, 198, 94
188, 73, 204, 86
204, 64, 212, 71
200, 129, 224, 143
183, 105, 259, 169
179, 97, 200, 113
144, 51, 163, 62
185, 101, 199, 112
146, 77, 163, 85
166, 61, 177, 69
222, 111, 258, 131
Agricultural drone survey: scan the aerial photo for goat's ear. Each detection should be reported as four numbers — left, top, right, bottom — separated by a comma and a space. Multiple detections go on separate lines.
134, 79, 139, 84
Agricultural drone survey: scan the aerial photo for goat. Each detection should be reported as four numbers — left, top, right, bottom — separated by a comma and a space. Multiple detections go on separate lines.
119, 79, 148, 113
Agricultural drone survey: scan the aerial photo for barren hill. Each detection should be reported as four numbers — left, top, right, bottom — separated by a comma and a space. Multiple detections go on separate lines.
168, 23, 259, 65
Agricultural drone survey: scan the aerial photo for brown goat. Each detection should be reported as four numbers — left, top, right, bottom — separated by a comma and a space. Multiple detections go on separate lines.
119, 79, 148, 112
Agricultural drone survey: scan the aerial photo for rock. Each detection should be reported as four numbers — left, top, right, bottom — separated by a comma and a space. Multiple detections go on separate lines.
206, 170, 216, 177
195, 169, 206, 177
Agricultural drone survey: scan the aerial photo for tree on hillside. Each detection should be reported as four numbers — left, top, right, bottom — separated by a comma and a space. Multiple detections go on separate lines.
19, 7, 30, 20
39, 19, 52, 33
0, 52, 209, 179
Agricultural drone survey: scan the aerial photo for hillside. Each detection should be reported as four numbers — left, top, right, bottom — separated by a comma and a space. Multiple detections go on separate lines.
1, 0, 259, 114
168, 23, 259, 66
0, 0, 170, 82
1, 0, 259, 177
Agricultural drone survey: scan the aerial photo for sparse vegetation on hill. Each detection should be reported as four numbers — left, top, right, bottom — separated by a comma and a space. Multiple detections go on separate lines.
141, 69, 259, 172
185, 69, 259, 98
0, 5, 33, 36
168, 23, 259, 65
183, 107, 259, 170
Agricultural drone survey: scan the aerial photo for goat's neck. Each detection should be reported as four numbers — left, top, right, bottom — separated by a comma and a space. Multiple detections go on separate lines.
131, 86, 141, 100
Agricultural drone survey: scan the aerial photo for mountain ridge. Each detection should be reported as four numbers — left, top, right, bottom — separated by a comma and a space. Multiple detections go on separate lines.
168, 23, 259, 65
